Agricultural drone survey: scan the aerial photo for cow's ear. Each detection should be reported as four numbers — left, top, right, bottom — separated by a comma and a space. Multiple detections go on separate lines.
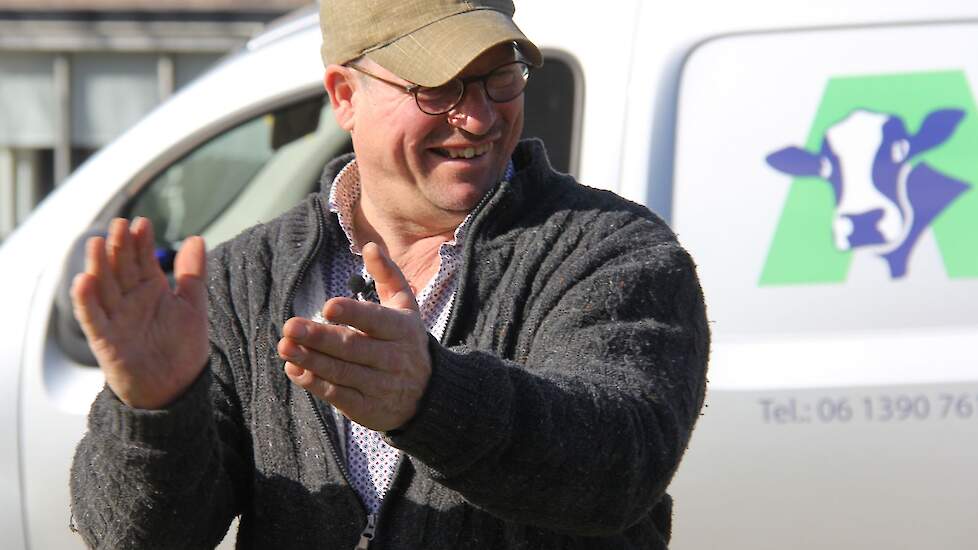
910, 109, 965, 156
766, 146, 825, 177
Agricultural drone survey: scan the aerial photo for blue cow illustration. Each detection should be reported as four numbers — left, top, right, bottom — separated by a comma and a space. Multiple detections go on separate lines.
766, 108, 972, 278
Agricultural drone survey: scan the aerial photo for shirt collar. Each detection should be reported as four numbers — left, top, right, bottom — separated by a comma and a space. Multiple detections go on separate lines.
326, 158, 514, 255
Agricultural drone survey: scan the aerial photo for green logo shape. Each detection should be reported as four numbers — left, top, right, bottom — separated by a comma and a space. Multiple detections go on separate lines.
760, 70, 978, 285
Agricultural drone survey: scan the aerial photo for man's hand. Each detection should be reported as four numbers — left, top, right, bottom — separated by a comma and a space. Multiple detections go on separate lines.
278, 242, 432, 432
70, 218, 209, 410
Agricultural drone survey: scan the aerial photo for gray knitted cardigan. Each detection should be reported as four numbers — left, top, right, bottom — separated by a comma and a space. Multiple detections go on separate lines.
70, 139, 709, 549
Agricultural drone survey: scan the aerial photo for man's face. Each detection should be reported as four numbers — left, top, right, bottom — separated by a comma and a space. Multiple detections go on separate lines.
343, 44, 524, 230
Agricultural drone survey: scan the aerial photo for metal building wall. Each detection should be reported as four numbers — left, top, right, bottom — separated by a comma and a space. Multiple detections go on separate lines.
0, 1, 308, 241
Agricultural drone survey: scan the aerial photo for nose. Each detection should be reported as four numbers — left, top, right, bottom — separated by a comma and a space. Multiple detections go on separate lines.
446, 82, 497, 136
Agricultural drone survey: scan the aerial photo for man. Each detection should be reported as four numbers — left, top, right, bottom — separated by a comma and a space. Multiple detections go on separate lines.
69, 0, 709, 548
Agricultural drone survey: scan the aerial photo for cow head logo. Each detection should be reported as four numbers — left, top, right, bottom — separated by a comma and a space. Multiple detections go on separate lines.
766, 108, 972, 278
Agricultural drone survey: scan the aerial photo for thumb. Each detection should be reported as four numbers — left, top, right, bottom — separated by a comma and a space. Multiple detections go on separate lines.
174, 235, 207, 311
362, 242, 419, 312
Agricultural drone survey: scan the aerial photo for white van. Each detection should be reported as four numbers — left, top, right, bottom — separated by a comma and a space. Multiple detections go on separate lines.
2, 2, 977, 548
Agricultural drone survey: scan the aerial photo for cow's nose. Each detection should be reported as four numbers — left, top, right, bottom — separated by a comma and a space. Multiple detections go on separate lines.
891, 139, 910, 163
833, 217, 854, 251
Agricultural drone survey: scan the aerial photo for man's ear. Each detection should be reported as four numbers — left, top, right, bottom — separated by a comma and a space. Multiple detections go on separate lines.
324, 65, 356, 132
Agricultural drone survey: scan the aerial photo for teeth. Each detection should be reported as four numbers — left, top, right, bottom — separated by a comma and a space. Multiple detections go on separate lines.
445, 143, 490, 159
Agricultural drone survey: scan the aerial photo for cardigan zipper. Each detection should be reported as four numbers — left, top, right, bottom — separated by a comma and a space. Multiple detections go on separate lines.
286, 196, 403, 548
290, 198, 357, 483
353, 513, 377, 549
440, 172, 506, 344
282, 196, 351, 482
342, 173, 498, 547
289, 186, 485, 547
283, 197, 375, 542
284, 195, 327, 330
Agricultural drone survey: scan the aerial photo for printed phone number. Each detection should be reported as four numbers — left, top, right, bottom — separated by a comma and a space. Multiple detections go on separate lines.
759, 393, 978, 424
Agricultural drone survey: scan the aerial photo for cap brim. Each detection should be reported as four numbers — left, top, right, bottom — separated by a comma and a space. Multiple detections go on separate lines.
364, 8, 543, 87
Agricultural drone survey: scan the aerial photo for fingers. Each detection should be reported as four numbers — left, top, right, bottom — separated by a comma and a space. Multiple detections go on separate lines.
131, 216, 162, 281
107, 218, 140, 291
278, 335, 388, 394
83, 217, 205, 315
316, 383, 368, 420
70, 272, 110, 337
85, 235, 122, 313
103, 216, 160, 295
362, 242, 419, 312
282, 363, 367, 419
282, 317, 390, 368
323, 297, 410, 341
174, 236, 207, 312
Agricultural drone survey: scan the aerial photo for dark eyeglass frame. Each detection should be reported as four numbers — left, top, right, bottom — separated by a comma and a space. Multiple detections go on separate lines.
346, 61, 531, 116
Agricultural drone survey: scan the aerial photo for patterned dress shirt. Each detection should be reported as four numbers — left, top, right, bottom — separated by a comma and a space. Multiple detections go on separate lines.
304, 158, 512, 513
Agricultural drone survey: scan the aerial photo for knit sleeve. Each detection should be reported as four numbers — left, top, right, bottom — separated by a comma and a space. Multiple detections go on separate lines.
386, 216, 709, 536
69, 246, 254, 549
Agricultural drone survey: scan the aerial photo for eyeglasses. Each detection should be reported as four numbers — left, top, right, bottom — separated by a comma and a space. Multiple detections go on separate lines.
347, 61, 531, 116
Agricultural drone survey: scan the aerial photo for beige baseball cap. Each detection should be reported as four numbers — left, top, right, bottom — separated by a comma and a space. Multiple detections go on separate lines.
320, 0, 543, 87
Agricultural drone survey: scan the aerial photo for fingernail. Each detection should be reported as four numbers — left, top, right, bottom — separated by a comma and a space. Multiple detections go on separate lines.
284, 362, 305, 377
280, 343, 304, 362
327, 303, 343, 320
289, 321, 308, 339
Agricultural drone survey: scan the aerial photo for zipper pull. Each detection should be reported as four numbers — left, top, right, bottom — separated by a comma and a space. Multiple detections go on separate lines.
354, 513, 377, 550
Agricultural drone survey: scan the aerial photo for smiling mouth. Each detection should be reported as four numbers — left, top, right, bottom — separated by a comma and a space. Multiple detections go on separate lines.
434, 142, 493, 160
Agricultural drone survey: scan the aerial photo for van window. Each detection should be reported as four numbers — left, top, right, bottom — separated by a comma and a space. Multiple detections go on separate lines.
522, 53, 581, 175
127, 94, 351, 250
